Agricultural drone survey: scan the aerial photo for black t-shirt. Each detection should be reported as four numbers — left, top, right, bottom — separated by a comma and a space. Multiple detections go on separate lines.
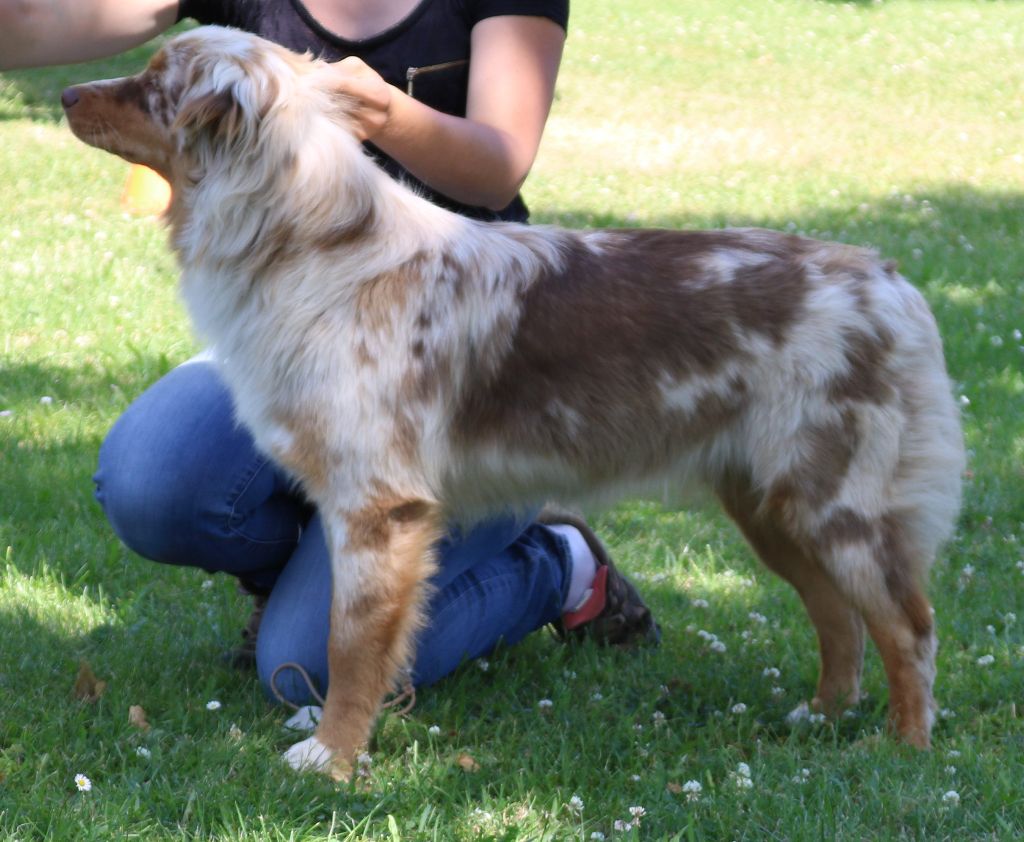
176, 0, 569, 221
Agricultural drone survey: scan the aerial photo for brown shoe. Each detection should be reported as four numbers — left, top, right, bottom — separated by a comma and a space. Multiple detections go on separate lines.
540, 509, 662, 648
224, 584, 268, 669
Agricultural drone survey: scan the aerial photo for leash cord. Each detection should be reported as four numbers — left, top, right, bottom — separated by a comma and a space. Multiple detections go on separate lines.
268, 661, 416, 717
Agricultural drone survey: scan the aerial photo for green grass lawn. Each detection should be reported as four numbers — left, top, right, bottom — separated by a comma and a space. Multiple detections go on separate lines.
2, 0, 1024, 838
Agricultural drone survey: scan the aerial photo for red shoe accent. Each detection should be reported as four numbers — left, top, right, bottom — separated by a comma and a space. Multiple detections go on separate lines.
561, 565, 609, 630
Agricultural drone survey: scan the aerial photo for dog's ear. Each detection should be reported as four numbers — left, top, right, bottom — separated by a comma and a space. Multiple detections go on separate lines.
173, 88, 246, 148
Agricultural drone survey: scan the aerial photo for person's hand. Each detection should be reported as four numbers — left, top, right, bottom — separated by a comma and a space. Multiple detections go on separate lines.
328, 56, 394, 142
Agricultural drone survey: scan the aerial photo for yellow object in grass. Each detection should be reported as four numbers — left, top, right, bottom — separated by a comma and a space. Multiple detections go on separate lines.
121, 164, 171, 215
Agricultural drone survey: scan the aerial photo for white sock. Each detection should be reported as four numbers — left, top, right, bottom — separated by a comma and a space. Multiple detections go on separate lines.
549, 524, 599, 613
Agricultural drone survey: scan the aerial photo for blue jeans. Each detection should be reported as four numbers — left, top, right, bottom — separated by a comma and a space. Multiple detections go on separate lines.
93, 360, 571, 703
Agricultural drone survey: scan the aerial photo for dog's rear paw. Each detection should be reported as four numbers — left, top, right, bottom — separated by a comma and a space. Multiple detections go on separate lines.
283, 735, 334, 773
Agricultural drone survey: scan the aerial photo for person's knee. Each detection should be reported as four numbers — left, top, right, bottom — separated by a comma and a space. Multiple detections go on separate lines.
93, 361, 240, 563
94, 411, 197, 560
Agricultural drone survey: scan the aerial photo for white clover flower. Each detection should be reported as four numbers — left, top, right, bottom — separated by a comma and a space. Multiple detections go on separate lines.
692, 598, 709, 609
697, 629, 717, 642
945, 765, 957, 775
629, 806, 646, 820
682, 780, 702, 801
710, 640, 727, 653
568, 794, 584, 813
39, 396, 53, 405
986, 625, 996, 635
942, 790, 960, 805
731, 703, 748, 714
960, 564, 975, 580
136, 746, 151, 759
771, 685, 785, 698
748, 611, 767, 625
538, 698, 554, 710
564, 669, 577, 680
1006, 612, 1017, 625
808, 712, 827, 725
939, 708, 956, 720
731, 767, 754, 789
613, 820, 632, 832
762, 667, 781, 679
590, 691, 604, 701
206, 700, 222, 711
792, 768, 810, 784
0, 410, 13, 418
947, 749, 961, 758
590, 833, 606, 841
201, 578, 214, 590
74, 774, 92, 792
976, 654, 995, 666
630, 774, 641, 782
428, 725, 441, 736
991, 335, 1005, 348
477, 659, 490, 672
1013, 329, 1023, 341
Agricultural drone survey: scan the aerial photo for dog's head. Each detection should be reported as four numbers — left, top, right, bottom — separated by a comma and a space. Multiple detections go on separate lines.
62, 27, 357, 189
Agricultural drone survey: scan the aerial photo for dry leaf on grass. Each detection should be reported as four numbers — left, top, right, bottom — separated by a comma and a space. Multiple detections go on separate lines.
73, 662, 107, 703
456, 753, 481, 773
666, 781, 684, 794
128, 705, 150, 731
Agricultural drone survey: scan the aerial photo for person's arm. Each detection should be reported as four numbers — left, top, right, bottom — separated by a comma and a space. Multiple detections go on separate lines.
0, 0, 179, 70
330, 15, 565, 211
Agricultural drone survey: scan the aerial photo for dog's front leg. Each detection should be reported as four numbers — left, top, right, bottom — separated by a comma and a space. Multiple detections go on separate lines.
283, 495, 441, 779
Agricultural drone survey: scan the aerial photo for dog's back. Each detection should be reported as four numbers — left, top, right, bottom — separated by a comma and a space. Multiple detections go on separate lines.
444, 227, 962, 535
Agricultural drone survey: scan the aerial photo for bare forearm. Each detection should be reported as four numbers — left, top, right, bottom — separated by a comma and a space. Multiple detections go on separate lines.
0, 0, 178, 70
331, 16, 563, 212
373, 90, 531, 211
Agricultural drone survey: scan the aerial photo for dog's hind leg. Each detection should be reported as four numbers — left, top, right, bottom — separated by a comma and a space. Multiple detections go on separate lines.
812, 511, 938, 748
716, 473, 866, 716
284, 494, 442, 778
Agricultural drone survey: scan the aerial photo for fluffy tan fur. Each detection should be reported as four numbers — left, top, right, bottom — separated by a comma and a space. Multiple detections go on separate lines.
63, 26, 965, 773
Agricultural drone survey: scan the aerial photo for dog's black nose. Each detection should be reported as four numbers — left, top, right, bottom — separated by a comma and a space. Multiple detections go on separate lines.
61, 87, 80, 109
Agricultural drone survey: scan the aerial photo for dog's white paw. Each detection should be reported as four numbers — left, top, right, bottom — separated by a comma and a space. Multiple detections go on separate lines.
283, 735, 334, 772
